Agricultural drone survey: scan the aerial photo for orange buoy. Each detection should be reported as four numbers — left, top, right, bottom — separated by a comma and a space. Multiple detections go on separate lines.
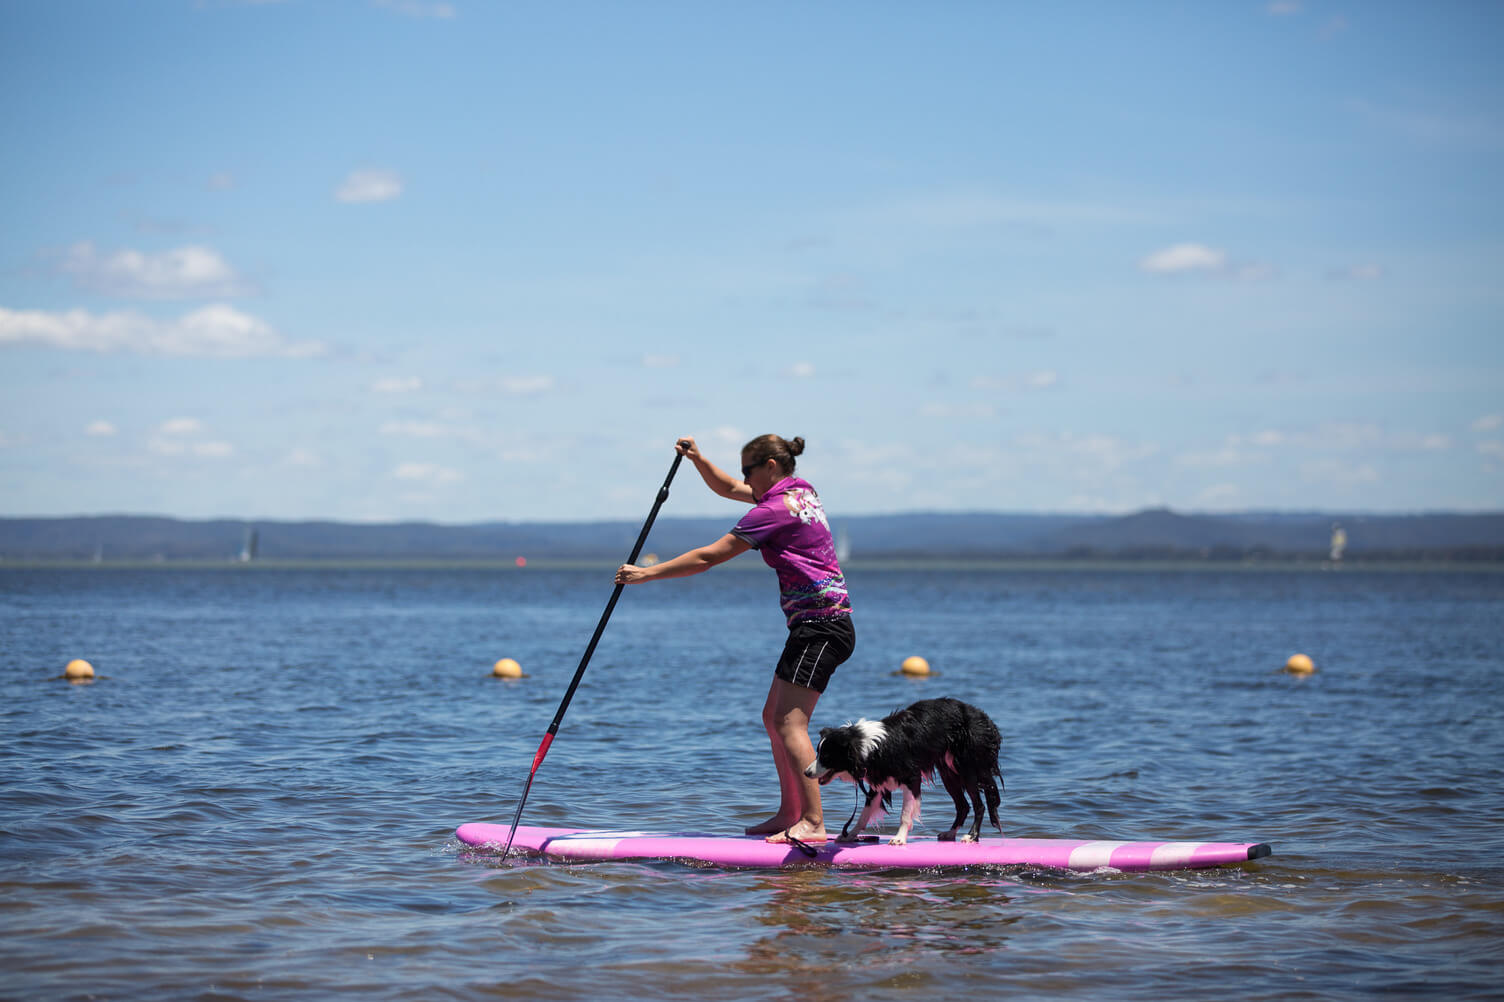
1283, 653, 1316, 675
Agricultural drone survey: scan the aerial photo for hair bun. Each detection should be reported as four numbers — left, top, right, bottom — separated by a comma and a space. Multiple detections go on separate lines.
787, 436, 805, 457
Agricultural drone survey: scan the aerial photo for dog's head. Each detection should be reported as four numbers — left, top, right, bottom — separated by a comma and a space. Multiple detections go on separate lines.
803, 718, 886, 785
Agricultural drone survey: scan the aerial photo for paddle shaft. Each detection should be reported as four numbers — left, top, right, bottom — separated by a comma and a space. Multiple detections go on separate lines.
498, 446, 686, 859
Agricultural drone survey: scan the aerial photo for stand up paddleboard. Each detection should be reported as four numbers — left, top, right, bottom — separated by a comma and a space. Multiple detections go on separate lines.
457, 823, 1272, 872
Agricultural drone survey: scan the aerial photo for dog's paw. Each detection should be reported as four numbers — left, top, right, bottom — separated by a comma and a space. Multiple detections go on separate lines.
937, 830, 957, 842
887, 835, 908, 846
959, 832, 980, 844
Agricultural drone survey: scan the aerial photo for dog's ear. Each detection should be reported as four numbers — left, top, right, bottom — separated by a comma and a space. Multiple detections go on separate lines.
818, 727, 834, 740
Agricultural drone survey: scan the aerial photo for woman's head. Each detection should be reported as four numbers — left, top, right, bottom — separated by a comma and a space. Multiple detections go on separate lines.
741, 434, 805, 478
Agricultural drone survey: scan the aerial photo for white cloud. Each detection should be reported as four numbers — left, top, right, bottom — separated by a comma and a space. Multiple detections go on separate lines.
1184, 425, 1448, 468
1346, 98, 1502, 149
1016, 431, 1144, 464
0, 304, 324, 357
1321, 16, 1349, 38
149, 438, 233, 458
58, 241, 251, 299
1473, 414, 1503, 433
1397, 432, 1451, 451
707, 426, 746, 451
970, 370, 1059, 392
1249, 429, 1284, 447
1139, 243, 1227, 274
1193, 483, 1244, 507
393, 462, 463, 484
286, 448, 322, 468
336, 168, 404, 204
788, 361, 816, 379
1176, 444, 1256, 469
1055, 433, 1158, 470
1300, 422, 1385, 450
1301, 459, 1378, 485
1477, 441, 1504, 459
501, 375, 554, 395
1266, 1, 1301, 14
148, 417, 232, 458
380, 420, 453, 438
85, 420, 117, 437
642, 354, 679, 368
372, 376, 423, 393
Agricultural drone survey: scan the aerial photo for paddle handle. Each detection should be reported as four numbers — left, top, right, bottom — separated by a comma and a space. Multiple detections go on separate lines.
498, 444, 686, 859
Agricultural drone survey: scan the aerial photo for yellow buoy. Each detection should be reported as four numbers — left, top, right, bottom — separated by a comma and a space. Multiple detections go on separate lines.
492, 657, 524, 679
1284, 653, 1316, 675
900, 655, 931, 677
64, 658, 95, 681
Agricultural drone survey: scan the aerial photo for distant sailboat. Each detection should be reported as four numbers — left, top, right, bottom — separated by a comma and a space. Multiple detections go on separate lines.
835, 526, 851, 563
238, 526, 259, 563
1329, 524, 1347, 563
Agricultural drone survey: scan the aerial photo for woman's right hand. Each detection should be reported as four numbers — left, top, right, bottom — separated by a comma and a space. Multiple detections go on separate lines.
675, 437, 701, 461
615, 564, 648, 585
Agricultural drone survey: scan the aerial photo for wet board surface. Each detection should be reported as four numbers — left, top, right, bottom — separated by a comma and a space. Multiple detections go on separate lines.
456, 823, 1273, 872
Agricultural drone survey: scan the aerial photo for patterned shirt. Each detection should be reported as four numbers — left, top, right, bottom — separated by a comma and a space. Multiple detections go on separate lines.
730, 476, 852, 626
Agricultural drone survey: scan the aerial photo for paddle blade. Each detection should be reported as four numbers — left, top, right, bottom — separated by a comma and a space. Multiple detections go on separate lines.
497, 769, 537, 862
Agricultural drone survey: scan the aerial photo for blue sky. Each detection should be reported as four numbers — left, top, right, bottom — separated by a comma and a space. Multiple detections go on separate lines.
2, 0, 1500, 522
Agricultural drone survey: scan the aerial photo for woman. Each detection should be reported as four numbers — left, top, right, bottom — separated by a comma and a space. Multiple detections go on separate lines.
615, 434, 855, 846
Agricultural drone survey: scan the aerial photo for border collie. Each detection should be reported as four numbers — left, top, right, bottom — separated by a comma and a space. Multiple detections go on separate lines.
804, 697, 1003, 845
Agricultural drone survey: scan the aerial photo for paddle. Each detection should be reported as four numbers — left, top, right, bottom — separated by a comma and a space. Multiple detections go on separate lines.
497, 442, 687, 860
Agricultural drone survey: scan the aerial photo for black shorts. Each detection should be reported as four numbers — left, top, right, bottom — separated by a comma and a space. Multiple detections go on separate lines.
775, 616, 855, 694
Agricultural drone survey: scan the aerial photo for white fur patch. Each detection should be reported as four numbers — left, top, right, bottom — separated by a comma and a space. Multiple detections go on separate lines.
852, 718, 887, 760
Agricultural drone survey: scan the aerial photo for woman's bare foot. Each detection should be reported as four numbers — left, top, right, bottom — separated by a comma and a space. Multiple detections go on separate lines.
745, 814, 799, 836
764, 819, 828, 844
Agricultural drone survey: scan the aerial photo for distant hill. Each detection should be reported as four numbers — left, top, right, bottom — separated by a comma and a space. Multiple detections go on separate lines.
2, 510, 1502, 563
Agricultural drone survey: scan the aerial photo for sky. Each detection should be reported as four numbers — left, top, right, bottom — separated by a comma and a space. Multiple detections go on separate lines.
2, 0, 1501, 523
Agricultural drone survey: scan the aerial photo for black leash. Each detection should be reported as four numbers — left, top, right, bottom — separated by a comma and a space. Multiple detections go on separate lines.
776, 776, 872, 854
782, 783, 878, 858
838, 780, 867, 841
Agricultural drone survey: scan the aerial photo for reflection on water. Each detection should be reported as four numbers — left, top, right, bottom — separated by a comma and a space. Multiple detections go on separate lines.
3, 566, 1503, 999
736, 869, 1027, 977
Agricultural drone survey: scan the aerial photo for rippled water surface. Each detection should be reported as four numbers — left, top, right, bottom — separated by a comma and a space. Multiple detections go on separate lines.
4, 564, 1503, 999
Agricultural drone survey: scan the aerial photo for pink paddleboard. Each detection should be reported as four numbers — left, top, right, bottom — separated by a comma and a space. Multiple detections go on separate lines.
456, 823, 1272, 872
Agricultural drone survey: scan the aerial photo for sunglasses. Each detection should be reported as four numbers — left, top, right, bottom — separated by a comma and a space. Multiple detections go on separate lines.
741, 460, 767, 479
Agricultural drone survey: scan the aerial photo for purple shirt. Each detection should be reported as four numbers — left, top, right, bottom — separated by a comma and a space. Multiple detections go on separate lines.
730, 476, 852, 626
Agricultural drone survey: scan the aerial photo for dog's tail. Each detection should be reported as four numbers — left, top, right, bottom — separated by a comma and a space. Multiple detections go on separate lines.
984, 768, 1003, 832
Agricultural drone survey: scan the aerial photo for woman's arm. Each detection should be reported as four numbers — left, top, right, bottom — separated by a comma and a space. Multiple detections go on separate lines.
677, 436, 754, 504
615, 533, 752, 584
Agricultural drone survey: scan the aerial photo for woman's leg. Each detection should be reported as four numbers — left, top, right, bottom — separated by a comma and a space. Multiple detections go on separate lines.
745, 678, 825, 841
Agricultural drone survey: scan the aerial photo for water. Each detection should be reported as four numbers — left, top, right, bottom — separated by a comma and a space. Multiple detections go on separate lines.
3, 564, 1502, 999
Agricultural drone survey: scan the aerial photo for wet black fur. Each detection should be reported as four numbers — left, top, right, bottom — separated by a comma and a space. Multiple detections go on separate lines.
811, 697, 1004, 842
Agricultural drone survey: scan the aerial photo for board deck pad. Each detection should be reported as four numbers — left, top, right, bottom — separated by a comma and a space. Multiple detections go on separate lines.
456, 823, 1272, 872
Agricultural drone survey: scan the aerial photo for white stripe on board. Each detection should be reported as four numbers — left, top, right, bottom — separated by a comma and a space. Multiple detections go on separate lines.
1148, 842, 1205, 868
1066, 841, 1126, 870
